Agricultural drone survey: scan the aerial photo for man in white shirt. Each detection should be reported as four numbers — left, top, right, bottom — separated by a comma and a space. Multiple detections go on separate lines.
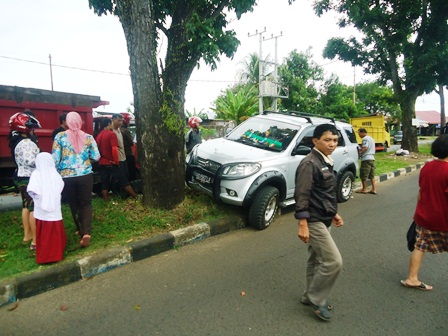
356, 128, 377, 194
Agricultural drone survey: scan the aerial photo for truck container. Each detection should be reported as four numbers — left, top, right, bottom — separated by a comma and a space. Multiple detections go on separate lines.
0, 84, 108, 190
349, 114, 390, 152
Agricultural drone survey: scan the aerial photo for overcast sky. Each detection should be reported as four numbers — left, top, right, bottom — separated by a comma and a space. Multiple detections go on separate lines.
0, 0, 444, 116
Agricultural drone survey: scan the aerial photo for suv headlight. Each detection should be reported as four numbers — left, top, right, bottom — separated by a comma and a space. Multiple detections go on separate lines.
221, 163, 261, 179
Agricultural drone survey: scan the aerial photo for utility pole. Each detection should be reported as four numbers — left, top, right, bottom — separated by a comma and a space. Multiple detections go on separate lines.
353, 66, 356, 105
49, 54, 54, 91
263, 32, 282, 111
248, 28, 266, 115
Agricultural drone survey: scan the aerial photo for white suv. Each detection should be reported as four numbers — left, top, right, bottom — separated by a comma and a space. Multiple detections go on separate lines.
186, 111, 359, 230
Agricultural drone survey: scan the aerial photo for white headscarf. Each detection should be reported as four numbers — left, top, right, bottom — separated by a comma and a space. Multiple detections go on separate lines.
27, 152, 64, 212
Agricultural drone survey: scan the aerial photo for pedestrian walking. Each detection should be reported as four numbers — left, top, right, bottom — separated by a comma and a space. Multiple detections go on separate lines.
401, 134, 448, 291
52, 111, 100, 248
355, 127, 377, 194
294, 123, 344, 322
27, 152, 66, 264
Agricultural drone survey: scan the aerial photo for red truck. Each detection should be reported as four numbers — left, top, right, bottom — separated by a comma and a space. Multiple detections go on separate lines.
0, 84, 108, 191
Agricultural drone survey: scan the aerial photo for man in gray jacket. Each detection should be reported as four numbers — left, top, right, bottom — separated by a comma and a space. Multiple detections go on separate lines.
294, 123, 344, 322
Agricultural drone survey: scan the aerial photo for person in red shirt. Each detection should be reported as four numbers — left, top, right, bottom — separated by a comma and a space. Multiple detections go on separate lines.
401, 134, 448, 291
96, 118, 138, 202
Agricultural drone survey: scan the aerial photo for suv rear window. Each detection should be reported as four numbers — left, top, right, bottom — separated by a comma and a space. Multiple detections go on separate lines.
344, 127, 358, 144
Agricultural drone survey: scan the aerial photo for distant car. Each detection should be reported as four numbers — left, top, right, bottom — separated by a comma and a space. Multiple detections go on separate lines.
393, 131, 403, 144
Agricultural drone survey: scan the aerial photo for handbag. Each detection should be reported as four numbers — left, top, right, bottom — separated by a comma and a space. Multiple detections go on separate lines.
406, 221, 417, 252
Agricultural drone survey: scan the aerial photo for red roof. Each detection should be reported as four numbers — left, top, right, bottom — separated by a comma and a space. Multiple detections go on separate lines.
416, 110, 441, 125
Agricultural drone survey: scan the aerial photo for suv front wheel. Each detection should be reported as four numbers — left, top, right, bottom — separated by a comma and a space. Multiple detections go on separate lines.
248, 186, 279, 230
336, 171, 355, 203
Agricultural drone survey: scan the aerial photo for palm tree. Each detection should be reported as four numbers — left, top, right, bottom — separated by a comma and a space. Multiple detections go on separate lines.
212, 84, 259, 125
238, 53, 272, 86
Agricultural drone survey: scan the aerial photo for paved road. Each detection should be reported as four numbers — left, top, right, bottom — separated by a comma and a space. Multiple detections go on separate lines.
1, 170, 447, 335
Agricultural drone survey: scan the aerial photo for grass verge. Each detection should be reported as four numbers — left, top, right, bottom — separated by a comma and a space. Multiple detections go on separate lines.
0, 189, 237, 282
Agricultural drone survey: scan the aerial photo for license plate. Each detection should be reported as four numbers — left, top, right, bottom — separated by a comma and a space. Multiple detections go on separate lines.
193, 171, 213, 185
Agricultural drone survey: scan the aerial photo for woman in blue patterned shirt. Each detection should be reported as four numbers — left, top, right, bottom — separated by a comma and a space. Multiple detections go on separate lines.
52, 112, 100, 248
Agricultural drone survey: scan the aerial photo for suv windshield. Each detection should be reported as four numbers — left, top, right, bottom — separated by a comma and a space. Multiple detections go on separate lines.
226, 118, 299, 152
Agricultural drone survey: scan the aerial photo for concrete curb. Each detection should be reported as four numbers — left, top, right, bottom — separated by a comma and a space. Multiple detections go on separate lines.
0, 162, 427, 307
353, 161, 426, 190
0, 215, 245, 306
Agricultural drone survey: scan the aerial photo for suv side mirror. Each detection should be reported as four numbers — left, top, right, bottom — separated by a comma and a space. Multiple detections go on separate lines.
292, 145, 312, 156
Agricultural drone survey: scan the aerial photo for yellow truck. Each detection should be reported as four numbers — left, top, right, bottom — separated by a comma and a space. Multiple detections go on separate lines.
349, 114, 390, 152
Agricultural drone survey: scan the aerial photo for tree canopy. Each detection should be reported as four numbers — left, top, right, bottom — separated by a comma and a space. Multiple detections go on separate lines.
88, 0, 257, 209
291, 0, 448, 151
278, 49, 323, 112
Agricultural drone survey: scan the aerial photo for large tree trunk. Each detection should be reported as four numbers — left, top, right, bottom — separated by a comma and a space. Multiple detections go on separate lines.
438, 84, 446, 130
117, 0, 184, 209
399, 92, 419, 152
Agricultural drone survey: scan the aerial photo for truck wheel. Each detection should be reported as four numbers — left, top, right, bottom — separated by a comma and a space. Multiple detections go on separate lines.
248, 186, 279, 230
383, 142, 388, 152
337, 171, 355, 203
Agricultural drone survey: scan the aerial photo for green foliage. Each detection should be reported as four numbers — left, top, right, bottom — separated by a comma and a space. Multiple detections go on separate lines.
309, 0, 448, 151
238, 52, 273, 85
318, 75, 359, 120
212, 84, 259, 124
278, 49, 323, 112
185, 108, 209, 120
160, 90, 184, 136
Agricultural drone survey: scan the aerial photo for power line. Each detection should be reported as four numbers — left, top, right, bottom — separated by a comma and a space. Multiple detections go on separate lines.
0, 54, 361, 84
0, 54, 238, 83
0, 54, 130, 76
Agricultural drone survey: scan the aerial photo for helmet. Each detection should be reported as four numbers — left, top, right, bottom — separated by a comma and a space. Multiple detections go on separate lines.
121, 112, 135, 126
188, 116, 202, 128
9, 112, 41, 133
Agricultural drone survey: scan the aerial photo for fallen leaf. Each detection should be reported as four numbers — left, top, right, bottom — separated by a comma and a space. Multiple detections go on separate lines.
240, 291, 246, 296
7, 302, 18, 311
134, 304, 141, 310
60, 304, 69, 311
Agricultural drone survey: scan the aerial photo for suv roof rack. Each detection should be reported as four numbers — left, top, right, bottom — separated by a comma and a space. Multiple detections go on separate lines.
262, 110, 336, 125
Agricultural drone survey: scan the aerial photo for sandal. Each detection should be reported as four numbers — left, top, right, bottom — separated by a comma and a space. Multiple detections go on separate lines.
80, 234, 91, 247
301, 296, 333, 310
312, 304, 332, 321
29, 244, 36, 251
400, 280, 432, 291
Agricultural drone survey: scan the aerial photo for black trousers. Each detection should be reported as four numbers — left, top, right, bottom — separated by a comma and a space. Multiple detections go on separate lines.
63, 174, 93, 236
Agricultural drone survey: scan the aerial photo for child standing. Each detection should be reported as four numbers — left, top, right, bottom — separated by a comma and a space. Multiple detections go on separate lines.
27, 152, 66, 263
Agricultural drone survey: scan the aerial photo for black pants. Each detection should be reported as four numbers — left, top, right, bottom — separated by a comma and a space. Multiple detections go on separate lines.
63, 174, 93, 236
126, 155, 139, 181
